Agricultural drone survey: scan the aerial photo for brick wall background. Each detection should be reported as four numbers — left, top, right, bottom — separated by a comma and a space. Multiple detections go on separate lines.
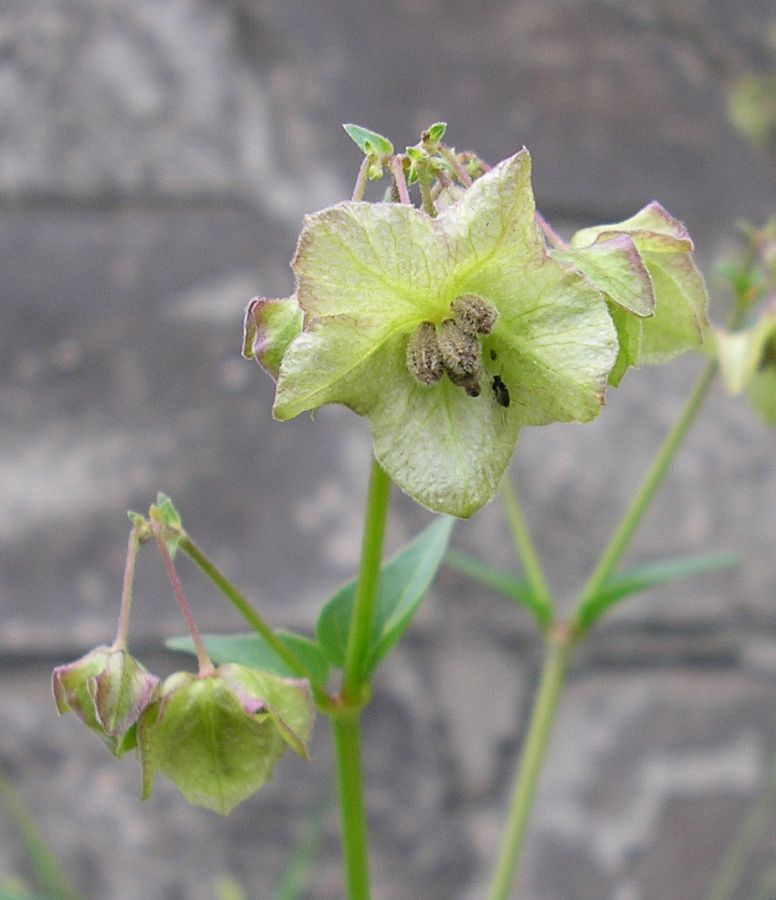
2, 2, 775, 898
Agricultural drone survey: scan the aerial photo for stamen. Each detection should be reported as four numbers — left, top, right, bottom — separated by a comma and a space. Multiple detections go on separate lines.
406, 321, 444, 384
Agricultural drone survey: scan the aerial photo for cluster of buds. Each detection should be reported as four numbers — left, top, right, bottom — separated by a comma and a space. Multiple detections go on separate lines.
406, 293, 498, 397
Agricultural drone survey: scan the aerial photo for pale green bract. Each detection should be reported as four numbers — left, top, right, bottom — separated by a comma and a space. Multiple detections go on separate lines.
715, 303, 776, 425
563, 202, 709, 384
249, 151, 619, 517
138, 665, 314, 815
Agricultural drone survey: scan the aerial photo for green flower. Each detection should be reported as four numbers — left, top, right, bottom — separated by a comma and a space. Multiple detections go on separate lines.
52, 646, 159, 757
557, 202, 709, 385
715, 301, 776, 425
246, 150, 618, 517
138, 665, 314, 814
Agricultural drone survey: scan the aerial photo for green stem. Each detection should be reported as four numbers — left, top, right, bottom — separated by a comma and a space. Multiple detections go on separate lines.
500, 474, 553, 625
390, 156, 412, 206
113, 528, 140, 650
331, 715, 371, 900
487, 630, 573, 900
572, 356, 718, 630
331, 458, 391, 900
418, 166, 437, 217
535, 211, 569, 250
178, 535, 323, 694
342, 459, 392, 700
351, 156, 370, 202
438, 145, 473, 187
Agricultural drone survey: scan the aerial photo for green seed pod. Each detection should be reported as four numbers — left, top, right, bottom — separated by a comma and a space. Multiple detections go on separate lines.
406, 321, 444, 384
450, 294, 498, 336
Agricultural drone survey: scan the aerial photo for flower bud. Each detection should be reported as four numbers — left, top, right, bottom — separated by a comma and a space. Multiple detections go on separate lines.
406, 321, 444, 385
450, 294, 498, 336
52, 646, 160, 757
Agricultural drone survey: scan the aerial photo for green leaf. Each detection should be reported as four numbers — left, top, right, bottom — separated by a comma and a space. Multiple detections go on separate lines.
575, 553, 740, 631
316, 517, 455, 675
167, 631, 330, 687
443, 549, 551, 626
423, 122, 447, 144
150, 492, 183, 556
153, 492, 181, 529
342, 124, 394, 157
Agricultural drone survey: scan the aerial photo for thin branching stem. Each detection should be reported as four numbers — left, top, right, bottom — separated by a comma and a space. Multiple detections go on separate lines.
390, 156, 412, 205
500, 473, 554, 625
418, 166, 437, 217
351, 156, 370, 202
177, 535, 327, 701
113, 528, 140, 650
439, 145, 473, 186
535, 211, 569, 250
488, 628, 573, 900
153, 527, 213, 676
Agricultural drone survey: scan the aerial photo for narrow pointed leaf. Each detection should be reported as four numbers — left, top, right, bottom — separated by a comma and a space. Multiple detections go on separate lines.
443, 549, 550, 626
369, 517, 455, 668
424, 122, 447, 143
342, 124, 394, 156
316, 517, 455, 675
151, 492, 183, 557
576, 553, 740, 631
166, 631, 329, 687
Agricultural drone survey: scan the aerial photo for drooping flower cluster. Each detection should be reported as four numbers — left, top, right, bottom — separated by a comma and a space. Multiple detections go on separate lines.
53, 501, 315, 815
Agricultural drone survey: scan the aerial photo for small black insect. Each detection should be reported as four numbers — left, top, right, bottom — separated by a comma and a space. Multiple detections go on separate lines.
491, 373, 510, 408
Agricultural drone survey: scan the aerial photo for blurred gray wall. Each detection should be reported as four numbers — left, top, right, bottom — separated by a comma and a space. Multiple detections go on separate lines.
2, 1, 775, 898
